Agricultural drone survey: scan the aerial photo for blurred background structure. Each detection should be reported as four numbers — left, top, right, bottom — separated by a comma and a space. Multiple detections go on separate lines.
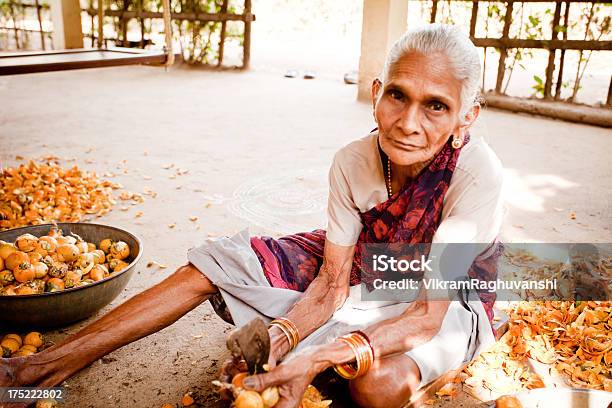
1, 0, 610, 124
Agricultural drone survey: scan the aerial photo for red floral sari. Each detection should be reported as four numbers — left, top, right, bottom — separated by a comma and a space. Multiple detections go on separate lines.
246, 133, 500, 324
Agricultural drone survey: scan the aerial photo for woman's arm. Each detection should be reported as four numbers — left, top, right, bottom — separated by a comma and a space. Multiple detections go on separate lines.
242, 297, 449, 405
218, 241, 354, 395
268, 240, 355, 362
361, 296, 449, 359
308, 294, 449, 372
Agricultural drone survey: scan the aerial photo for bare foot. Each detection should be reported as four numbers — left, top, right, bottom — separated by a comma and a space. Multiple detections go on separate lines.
0, 357, 39, 408
0, 357, 20, 387
1, 354, 47, 387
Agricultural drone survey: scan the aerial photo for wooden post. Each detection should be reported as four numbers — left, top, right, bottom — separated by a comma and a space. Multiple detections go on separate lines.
90, 14, 95, 47
469, 0, 478, 38
217, 0, 228, 67
494, 1, 514, 94
34, 0, 45, 50
162, 0, 174, 66
242, 0, 252, 69
430, 0, 438, 23
555, 1, 570, 100
543, 1, 561, 99
357, 0, 408, 101
470, 0, 482, 89
120, 14, 127, 46
97, 0, 103, 48
139, 0, 145, 48
9, 1, 21, 49
120, 1, 129, 47
49, 0, 83, 49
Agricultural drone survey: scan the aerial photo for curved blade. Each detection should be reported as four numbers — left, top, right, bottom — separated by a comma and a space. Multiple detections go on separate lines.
226, 317, 270, 374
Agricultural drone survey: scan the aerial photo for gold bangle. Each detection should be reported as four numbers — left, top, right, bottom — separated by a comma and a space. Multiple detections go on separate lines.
269, 321, 294, 351
349, 331, 374, 372
352, 330, 373, 352
275, 317, 300, 346
334, 362, 359, 379
333, 332, 375, 379
272, 318, 299, 349
343, 334, 372, 374
268, 317, 300, 351
334, 336, 369, 379
333, 337, 361, 379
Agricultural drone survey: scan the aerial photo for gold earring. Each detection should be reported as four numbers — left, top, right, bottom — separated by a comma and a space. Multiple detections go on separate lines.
451, 134, 463, 149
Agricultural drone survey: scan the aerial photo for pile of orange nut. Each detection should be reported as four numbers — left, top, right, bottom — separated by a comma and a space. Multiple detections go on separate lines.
0, 228, 131, 295
464, 300, 612, 396
463, 247, 611, 397
0, 160, 119, 231
464, 246, 611, 397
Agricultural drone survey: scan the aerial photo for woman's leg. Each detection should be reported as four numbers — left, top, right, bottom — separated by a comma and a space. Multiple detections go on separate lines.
349, 354, 421, 408
0, 263, 217, 388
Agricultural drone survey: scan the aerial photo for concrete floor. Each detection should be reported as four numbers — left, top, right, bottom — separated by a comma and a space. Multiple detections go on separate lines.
0, 65, 610, 407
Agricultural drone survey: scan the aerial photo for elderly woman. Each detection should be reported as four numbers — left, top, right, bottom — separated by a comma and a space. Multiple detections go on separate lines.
1, 24, 503, 408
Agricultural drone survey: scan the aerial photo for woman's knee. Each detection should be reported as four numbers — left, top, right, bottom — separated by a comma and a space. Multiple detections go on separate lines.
180, 265, 234, 324
172, 263, 217, 295
349, 355, 420, 408
349, 372, 410, 408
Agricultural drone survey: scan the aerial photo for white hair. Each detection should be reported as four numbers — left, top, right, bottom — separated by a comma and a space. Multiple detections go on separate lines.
380, 23, 482, 119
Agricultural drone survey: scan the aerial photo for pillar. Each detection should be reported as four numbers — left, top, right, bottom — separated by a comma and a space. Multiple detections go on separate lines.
357, 0, 408, 101
49, 0, 83, 49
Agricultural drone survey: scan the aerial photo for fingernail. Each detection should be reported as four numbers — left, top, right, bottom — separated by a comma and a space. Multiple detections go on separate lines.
243, 377, 255, 388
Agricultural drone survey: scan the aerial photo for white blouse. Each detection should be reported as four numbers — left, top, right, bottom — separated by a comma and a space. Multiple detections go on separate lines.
326, 131, 505, 246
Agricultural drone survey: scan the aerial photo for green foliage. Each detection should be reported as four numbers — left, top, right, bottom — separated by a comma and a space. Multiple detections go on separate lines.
477, 1, 610, 101
129, 0, 245, 65
0, 0, 245, 64
487, 3, 501, 18
531, 75, 544, 97
0, 0, 31, 49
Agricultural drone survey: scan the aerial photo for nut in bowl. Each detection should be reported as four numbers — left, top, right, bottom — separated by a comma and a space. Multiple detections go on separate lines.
0, 223, 142, 329
1, 226, 133, 295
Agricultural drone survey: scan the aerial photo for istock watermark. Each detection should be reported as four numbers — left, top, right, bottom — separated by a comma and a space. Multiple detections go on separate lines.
357, 242, 611, 302
372, 254, 433, 273
371, 277, 557, 293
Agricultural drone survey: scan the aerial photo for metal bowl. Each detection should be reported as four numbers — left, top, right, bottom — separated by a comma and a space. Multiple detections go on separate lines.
0, 223, 142, 330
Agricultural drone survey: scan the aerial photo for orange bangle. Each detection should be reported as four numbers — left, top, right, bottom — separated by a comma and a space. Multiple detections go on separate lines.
276, 317, 300, 345
351, 331, 374, 370
269, 321, 293, 350
347, 333, 373, 373
333, 331, 375, 379
269, 317, 300, 351
333, 337, 361, 379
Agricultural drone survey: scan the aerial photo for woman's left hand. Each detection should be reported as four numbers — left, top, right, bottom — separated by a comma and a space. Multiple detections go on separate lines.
242, 349, 321, 408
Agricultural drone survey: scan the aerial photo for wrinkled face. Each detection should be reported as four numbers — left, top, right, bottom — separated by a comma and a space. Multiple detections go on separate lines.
372, 50, 477, 166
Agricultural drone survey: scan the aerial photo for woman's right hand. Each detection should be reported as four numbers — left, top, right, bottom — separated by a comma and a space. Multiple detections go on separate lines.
218, 348, 278, 400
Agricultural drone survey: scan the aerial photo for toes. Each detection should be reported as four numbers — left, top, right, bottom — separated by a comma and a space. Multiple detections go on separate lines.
0, 358, 18, 387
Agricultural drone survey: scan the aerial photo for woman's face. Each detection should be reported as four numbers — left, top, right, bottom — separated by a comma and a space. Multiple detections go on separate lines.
372, 50, 478, 166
